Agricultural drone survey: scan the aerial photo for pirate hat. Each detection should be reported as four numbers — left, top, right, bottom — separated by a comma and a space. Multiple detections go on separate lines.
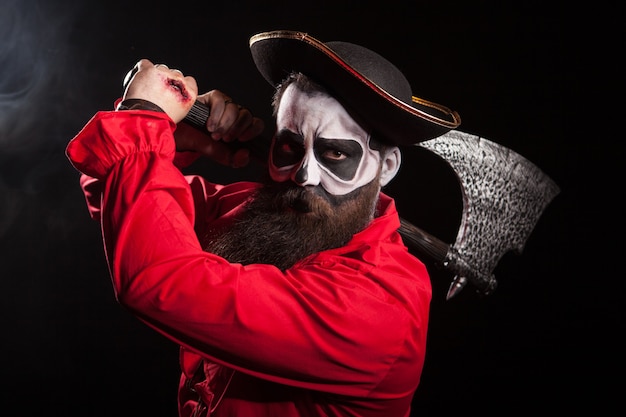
249, 30, 461, 146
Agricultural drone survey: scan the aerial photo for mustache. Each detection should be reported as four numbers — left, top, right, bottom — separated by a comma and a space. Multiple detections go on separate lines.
260, 183, 335, 215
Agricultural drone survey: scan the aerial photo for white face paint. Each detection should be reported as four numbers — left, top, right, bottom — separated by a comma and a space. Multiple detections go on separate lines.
270, 84, 382, 196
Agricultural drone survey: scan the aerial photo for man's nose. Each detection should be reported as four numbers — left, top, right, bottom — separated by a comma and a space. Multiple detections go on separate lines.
292, 154, 321, 187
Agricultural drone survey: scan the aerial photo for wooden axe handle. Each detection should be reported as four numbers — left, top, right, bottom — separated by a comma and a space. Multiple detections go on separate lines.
123, 75, 473, 298
398, 218, 449, 263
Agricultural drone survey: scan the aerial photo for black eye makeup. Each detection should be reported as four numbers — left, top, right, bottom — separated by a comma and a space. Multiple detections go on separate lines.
314, 138, 363, 180
272, 130, 305, 167
271, 130, 366, 182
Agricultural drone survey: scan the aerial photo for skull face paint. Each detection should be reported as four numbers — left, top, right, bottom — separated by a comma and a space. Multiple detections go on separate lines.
270, 84, 382, 196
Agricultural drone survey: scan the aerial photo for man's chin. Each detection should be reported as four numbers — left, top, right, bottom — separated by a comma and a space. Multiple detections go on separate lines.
203, 178, 380, 270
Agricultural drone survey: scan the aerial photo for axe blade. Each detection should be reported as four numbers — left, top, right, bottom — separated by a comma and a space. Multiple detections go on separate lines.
417, 130, 560, 297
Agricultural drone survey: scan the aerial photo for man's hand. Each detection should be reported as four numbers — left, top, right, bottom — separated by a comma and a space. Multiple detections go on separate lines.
122, 59, 197, 123
122, 58, 265, 168
173, 90, 265, 168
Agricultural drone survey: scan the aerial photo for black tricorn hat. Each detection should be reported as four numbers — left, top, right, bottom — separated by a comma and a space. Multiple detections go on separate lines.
249, 30, 461, 146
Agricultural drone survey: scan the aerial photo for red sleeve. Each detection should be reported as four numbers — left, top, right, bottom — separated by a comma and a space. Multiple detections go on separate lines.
69, 110, 201, 221
66, 111, 416, 397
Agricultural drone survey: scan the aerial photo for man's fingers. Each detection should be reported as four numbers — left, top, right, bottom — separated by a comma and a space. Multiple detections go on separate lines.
198, 91, 259, 139
222, 108, 261, 142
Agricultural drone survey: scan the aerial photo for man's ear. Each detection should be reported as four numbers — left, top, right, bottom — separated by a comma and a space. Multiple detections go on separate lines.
379, 146, 401, 186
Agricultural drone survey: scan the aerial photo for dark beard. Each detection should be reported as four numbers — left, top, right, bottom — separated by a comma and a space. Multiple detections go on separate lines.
203, 178, 381, 271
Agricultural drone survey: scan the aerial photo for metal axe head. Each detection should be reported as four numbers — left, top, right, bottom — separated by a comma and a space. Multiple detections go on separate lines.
413, 130, 560, 298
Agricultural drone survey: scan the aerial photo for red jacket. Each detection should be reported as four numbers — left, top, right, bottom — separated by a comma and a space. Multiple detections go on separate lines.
66, 109, 432, 417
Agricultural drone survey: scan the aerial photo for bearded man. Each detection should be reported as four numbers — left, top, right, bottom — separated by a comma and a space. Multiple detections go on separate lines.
66, 30, 460, 417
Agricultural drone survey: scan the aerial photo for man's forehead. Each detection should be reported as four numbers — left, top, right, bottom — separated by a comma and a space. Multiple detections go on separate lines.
277, 84, 370, 145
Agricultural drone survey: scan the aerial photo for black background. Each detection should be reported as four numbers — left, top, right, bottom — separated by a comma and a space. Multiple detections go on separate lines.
0, 0, 620, 415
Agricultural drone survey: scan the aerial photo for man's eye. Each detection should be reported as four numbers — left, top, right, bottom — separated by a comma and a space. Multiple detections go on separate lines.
322, 149, 348, 161
278, 141, 297, 155
272, 137, 305, 167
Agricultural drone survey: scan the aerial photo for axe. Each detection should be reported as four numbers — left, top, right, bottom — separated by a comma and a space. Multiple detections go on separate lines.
398, 130, 560, 299
184, 101, 561, 300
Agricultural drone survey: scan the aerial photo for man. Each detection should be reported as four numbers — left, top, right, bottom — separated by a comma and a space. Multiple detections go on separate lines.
66, 30, 461, 417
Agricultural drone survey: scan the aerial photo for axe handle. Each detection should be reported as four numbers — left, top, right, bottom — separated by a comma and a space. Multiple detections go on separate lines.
398, 219, 476, 299
398, 218, 450, 263
184, 99, 211, 129
132, 83, 469, 295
